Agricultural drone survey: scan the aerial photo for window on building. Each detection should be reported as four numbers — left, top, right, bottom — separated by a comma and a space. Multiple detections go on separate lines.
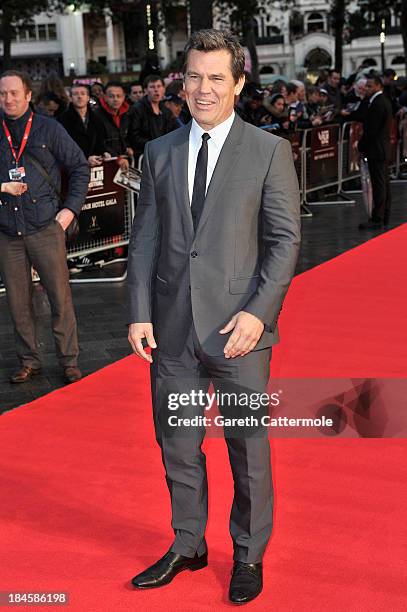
13, 23, 58, 43
27, 25, 37, 41
362, 58, 377, 67
391, 56, 405, 65
38, 24, 47, 41
47, 24, 57, 41
254, 16, 282, 39
306, 12, 325, 34
265, 24, 281, 38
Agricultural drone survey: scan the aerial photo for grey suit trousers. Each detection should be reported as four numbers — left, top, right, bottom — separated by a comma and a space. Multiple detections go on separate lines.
150, 319, 274, 564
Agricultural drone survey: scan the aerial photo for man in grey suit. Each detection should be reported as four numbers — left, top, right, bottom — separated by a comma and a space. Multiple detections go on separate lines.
127, 30, 300, 604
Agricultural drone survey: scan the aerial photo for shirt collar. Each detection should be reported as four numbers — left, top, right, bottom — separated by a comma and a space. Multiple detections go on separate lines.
190, 111, 235, 149
369, 90, 383, 105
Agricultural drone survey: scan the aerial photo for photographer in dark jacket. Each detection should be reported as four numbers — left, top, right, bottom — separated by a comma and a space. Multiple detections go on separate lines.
0, 70, 89, 384
128, 75, 175, 162
58, 83, 106, 166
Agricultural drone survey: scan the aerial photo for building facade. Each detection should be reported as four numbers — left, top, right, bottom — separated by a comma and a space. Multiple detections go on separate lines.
0, 1, 404, 81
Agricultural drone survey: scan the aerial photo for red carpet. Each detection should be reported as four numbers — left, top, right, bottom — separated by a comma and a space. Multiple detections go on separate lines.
1, 224, 407, 611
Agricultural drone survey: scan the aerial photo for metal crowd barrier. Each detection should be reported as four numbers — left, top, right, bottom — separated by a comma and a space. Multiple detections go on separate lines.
2, 119, 406, 296
68, 159, 136, 284
288, 117, 407, 216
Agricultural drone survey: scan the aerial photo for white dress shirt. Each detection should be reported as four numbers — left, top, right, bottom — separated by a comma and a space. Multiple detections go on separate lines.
188, 111, 235, 204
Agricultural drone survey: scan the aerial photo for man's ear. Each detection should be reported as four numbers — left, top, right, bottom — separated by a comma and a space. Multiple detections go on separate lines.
27, 90, 32, 103
235, 75, 246, 97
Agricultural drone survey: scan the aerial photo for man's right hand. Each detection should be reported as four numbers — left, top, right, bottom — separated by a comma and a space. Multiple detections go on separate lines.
128, 323, 157, 363
1, 182, 28, 196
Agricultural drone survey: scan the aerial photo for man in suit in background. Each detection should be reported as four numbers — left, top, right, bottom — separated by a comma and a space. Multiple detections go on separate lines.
127, 30, 300, 604
350, 75, 393, 230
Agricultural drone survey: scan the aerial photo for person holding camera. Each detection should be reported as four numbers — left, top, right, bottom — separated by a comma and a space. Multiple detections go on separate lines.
0, 70, 89, 384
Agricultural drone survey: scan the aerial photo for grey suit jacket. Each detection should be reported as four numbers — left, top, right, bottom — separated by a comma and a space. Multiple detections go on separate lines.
127, 114, 301, 356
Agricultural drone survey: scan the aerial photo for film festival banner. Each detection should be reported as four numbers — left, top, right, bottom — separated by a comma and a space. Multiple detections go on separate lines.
288, 131, 301, 163
77, 160, 126, 245
310, 125, 338, 186
348, 121, 363, 175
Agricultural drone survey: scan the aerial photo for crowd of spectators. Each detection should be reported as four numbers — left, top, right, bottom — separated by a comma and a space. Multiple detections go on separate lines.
236, 67, 407, 139
29, 65, 407, 172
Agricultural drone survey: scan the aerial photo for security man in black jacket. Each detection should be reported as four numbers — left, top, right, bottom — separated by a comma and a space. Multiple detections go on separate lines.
0, 70, 89, 384
346, 75, 393, 229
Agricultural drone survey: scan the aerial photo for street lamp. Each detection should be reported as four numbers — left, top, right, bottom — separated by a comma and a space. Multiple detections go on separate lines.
380, 18, 386, 74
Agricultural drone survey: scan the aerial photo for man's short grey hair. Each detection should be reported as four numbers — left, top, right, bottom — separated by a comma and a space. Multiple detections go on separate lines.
291, 79, 304, 89
183, 29, 245, 84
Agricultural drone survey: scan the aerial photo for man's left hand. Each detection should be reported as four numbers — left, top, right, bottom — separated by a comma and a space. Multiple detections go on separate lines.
219, 311, 264, 358
55, 208, 75, 231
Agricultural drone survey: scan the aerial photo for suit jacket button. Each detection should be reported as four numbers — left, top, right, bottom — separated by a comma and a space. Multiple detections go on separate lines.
190, 251, 198, 258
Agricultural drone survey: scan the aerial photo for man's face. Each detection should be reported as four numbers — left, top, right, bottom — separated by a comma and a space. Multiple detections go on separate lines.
355, 82, 367, 99
71, 87, 89, 110
165, 100, 182, 118
365, 79, 381, 98
91, 83, 104, 98
0, 75, 31, 118
104, 86, 125, 111
184, 49, 245, 130
297, 86, 306, 101
308, 91, 320, 104
130, 85, 144, 103
146, 80, 165, 103
280, 86, 288, 99
286, 90, 298, 103
249, 97, 262, 110
328, 72, 341, 88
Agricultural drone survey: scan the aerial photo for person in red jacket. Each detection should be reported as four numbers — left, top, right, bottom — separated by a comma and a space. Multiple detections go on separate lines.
93, 81, 133, 171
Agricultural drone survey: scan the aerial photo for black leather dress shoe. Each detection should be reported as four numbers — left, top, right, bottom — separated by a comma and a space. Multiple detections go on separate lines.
229, 561, 263, 604
358, 221, 383, 230
131, 551, 208, 589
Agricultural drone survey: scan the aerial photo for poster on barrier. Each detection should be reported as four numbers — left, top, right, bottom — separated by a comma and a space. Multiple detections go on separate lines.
113, 166, 142, 193
288, 131, 301, 163
288, 131, 302, 181
348, 122, 363, 174
77, 160, 126, 244
310, 125, 338, 186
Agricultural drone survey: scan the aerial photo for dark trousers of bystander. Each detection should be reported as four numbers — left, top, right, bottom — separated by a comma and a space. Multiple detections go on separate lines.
0, 220, 79, 369
367, 158, 391, 225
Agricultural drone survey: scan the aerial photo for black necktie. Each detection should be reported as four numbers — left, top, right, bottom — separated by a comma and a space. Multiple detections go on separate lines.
191, 132, 210, 232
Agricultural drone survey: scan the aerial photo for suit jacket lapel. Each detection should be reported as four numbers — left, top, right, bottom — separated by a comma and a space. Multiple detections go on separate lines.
170, 122, 194, 237
196, 114, 244, 235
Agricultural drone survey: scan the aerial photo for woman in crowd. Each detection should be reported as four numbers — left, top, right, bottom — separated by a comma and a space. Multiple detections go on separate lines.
260, 93, 290, 135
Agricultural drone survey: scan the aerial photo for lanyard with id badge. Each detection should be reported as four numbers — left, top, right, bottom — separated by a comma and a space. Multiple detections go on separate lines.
2, 111, 33, 182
